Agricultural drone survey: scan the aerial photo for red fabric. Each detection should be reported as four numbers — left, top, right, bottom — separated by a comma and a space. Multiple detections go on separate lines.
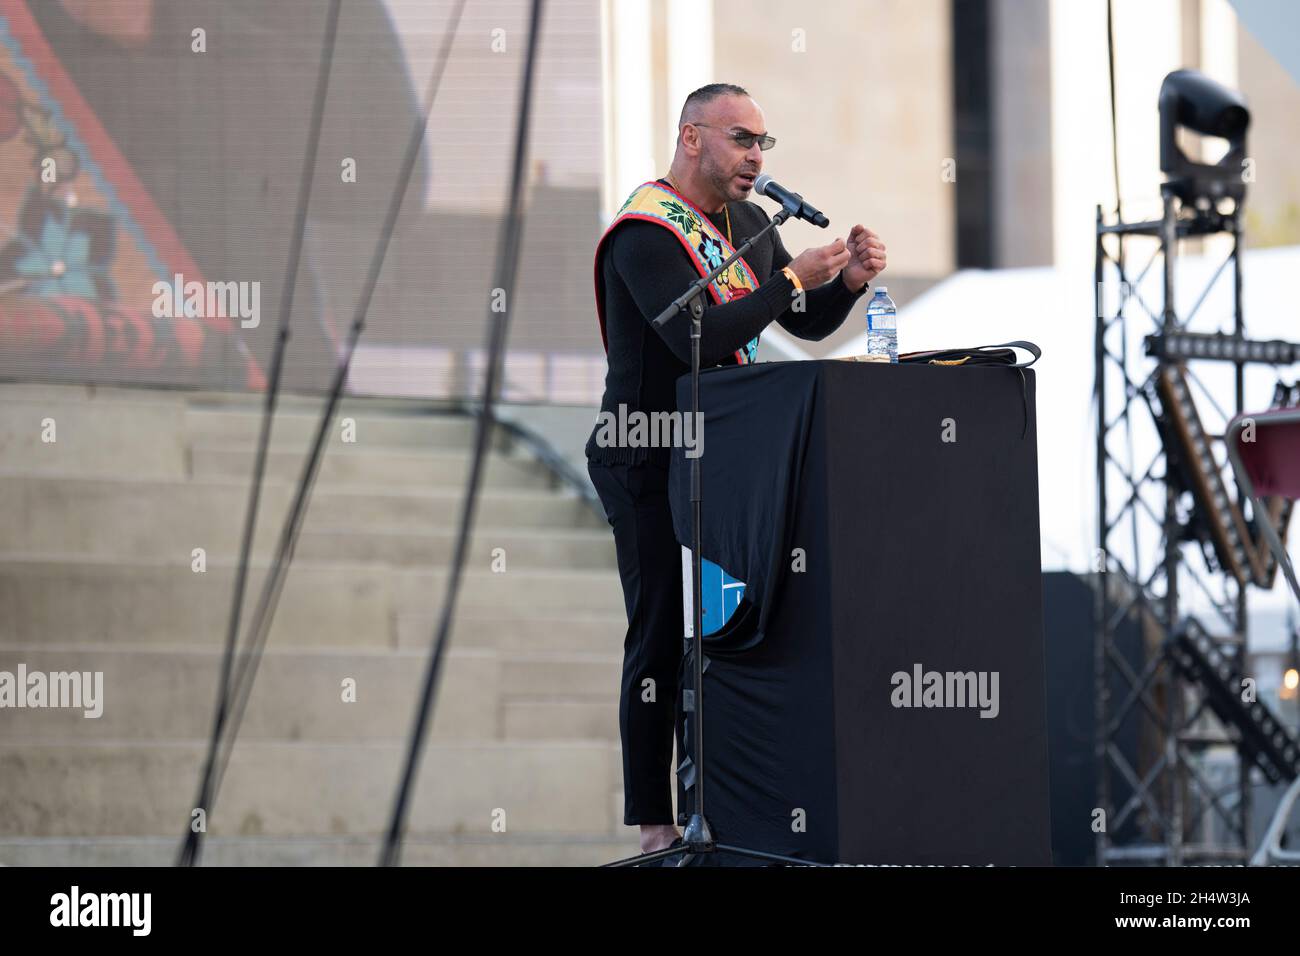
0, 294, 206, 369
1233, 409, 1300, 499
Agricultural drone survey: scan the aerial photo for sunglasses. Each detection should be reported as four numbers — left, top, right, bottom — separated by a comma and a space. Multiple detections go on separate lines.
691, 123, 777, 151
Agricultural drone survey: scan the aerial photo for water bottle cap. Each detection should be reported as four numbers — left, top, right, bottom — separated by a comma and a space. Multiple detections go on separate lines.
875, 286, 887, 293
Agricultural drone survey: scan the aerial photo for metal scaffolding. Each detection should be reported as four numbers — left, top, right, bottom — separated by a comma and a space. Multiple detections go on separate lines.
1093, 182, 1253, 865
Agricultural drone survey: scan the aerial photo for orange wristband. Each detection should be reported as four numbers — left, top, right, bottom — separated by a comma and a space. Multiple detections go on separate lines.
781, 266, 803, 294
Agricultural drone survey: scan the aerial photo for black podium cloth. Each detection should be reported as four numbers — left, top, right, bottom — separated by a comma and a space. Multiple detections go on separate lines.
669, 360, 1050, 865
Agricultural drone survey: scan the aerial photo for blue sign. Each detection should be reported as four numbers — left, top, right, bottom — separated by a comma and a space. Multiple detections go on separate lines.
683, 550, 746, 635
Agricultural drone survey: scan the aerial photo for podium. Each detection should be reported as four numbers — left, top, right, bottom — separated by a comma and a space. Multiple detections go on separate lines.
669, 359, 1051, 866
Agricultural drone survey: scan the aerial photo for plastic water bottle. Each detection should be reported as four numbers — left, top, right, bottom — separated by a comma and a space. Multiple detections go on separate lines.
865, 287, 898, 363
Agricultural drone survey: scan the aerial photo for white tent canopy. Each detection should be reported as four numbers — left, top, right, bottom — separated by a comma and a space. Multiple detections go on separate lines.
826, 244, 1300, 648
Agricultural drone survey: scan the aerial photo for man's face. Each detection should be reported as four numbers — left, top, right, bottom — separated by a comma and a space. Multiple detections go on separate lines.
687, 95, 768, 203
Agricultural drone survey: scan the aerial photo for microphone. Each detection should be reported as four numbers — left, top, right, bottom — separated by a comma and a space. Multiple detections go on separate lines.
753, 174, 830, 228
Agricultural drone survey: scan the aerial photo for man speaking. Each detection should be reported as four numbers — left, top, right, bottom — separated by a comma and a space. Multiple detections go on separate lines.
585, 83, 887, 854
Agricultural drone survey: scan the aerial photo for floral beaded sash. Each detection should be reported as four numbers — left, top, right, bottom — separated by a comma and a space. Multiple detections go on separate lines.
594, 180, 760, 365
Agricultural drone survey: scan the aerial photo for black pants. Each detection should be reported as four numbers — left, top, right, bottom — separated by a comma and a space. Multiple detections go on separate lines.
588, 459, 682, 826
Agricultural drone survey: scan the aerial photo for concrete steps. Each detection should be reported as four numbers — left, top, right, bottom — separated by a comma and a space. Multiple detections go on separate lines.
0, 555, 625, 645
0, 474, 609, 564
0, 834, 640, 867
0, 383, 632, 865
0, 475, 604, 558
189, 443, 547, 489
183, 404, 495, 450
0, 739, 621, 837
394, 610, 625, 654
0, 645, 620, 741
296, 525, 616, 569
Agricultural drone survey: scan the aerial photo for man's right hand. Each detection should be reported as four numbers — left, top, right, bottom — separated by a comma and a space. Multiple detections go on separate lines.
787, 240, 853, 289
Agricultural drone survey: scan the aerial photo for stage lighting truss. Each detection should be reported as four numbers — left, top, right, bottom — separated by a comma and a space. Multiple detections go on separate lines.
1147, 331, 1300, 366
1093, 190, 1266, 865
1094, 214, 1254, 638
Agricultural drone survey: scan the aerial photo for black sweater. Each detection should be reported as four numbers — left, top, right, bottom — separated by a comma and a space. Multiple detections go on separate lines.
585, 179, 869, 466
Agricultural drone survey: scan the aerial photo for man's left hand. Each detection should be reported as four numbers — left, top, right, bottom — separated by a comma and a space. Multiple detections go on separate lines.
841, 225, 886, 293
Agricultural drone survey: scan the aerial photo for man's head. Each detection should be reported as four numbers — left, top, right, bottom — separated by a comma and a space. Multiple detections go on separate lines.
673, 83, 772, 206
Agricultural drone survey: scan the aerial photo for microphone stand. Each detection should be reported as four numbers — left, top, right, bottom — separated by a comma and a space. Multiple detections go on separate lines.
605, 205, 830, 867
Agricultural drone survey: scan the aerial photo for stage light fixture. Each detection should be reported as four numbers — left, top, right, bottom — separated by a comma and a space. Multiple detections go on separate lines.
1159, 69, 1251, 206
